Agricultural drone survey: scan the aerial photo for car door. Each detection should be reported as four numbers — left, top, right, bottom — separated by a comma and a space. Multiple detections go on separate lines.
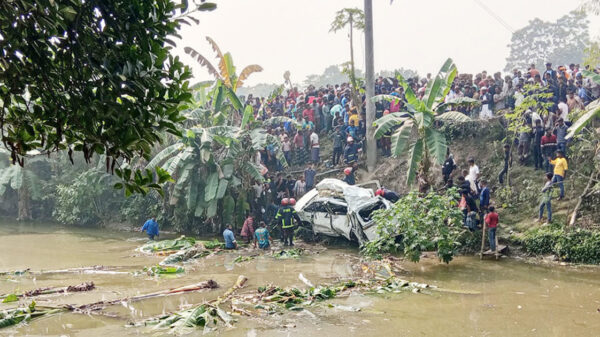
325, 200, 351, 240
303, 201, 338, 237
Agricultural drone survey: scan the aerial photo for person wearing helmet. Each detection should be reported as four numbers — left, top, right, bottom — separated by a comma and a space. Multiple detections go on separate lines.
289, 198, 296, 206
343, 164, 356, 185
274, 197, 302, 246
344, 136, 359, 164
375, 188, 400, 203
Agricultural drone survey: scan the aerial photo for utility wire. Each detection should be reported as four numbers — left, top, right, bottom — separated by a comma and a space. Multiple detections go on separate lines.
473, 0, 515, 34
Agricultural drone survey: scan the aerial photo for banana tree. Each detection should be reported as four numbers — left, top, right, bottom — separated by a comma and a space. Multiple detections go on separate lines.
566, 70, 600, 139
372, 58, 470, 192
0, 156, 43, 220
146, 107, 286, 232
184, 37, 262, 93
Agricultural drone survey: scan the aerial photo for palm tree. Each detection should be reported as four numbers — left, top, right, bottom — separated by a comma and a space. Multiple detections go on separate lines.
184, 37, 263, 92
330, 8, 365, 113
372, 58, 470, 192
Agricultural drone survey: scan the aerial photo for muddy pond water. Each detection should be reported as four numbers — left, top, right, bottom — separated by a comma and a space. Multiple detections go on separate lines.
0, 222, 599, 337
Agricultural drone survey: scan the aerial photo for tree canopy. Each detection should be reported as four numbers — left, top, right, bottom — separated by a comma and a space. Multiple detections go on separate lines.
0, 0, 215, 171
505, 11, 589, 71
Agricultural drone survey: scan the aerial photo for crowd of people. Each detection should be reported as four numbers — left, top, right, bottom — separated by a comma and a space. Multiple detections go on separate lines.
231, 62, 597, 251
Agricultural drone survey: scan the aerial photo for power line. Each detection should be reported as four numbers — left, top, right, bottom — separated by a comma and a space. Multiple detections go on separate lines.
473, 0, 515, 34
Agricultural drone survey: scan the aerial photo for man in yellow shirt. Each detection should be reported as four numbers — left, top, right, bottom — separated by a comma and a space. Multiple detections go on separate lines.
548, 150, 568, 200
348, 108, 359, 127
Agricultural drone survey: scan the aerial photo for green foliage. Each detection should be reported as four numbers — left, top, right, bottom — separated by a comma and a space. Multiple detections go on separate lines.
201, 240, 225, 250
0, 301, 62, 328
495, 179, 545, 210
372, 59, 468, 187
583, 41, 600, 69
273, 248, 304, 259
146, 83, 284, 232
184, 37, 262, 92
329, 8, 365, 33
362, 189, 465, 264
119, 194, 161, 226
143, 265, 184, 276
2, 294, 18, 303
139, 236, 196, 253
0, 0, 216, 194
52, 169, 121, 226
141, 304, 227, 334
505, 11, 589, 71
523, 226, 600, 264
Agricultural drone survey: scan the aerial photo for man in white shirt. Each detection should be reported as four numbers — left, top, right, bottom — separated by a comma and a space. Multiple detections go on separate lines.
467, 157, 480, 194
310, 130, 320, 164
557, 99, 569, 122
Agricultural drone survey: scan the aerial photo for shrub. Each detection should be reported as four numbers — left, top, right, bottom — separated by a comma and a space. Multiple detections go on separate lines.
361, 189, 465, 264
523, 226, 600, 264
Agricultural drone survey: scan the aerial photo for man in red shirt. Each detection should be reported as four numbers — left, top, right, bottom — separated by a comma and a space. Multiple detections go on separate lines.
541, 129, 557, 173
302, 105, 314, 123
484, 206, 499, 252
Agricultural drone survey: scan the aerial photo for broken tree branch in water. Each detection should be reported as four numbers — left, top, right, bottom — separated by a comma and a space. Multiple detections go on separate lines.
212, 275, 247, 307
0, 282, 95, 302
72, 280, 219, 313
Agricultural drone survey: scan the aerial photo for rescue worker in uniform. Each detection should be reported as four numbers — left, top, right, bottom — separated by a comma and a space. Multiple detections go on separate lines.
344, 165, 356, 185
275, 198, 301, 246
344, 137, 359, 165
375, 188, 400, 203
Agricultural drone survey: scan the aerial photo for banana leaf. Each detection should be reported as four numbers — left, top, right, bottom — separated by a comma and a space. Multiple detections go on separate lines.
273, 248, 304, 259
139, 236, 196, 253
144, 265, 185, 276
0, 302, 64, 329
200, 240, 225, 250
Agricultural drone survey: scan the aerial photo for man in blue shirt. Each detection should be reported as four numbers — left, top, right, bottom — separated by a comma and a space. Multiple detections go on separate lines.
141, 216, 159, 240
479, 180, 490, 225
223, 224, 237, 249
304, 164, 316, 190
254, 221, 272, 249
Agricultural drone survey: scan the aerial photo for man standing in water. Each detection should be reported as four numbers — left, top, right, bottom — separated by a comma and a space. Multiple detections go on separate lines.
141, 216, 159, 240
223, 224, 238, 249
275, 198, 301, 246
254, 221, 273, 250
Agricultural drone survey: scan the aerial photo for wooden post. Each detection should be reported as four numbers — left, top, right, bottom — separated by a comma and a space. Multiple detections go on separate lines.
480, 219, 487, 260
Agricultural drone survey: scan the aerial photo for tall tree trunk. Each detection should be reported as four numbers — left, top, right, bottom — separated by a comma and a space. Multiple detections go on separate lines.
17, 185, 31, 221
364, 0, 377, 172
417, 151, 431, 194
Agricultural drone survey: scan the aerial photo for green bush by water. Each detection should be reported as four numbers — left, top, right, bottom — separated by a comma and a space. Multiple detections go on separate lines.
523, 225, 600, 264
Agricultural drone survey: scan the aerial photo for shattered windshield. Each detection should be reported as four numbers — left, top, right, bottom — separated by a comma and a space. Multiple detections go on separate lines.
358, 200, 387, 222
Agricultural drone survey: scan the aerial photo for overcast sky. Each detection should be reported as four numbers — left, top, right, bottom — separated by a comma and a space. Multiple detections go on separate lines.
173, 0, 599, 86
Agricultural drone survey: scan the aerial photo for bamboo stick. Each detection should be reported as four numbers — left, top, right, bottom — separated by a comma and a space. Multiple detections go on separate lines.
480, 219, 487, 260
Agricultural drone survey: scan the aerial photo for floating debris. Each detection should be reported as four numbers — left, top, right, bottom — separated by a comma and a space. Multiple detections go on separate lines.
233, 256, 254, 264
0, 301, 64, 328
1, 282, 96, 302
139, 236, 196, 254
273, 248, 304, 259
143, 265, 185, 276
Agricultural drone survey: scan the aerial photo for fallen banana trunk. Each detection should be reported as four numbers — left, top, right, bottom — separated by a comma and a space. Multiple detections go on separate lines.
73, 280, 218, 312
1, 282, 95, 302
0, 302, 66, 329
212, 275, 247, 307
132, 275, 246, 334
